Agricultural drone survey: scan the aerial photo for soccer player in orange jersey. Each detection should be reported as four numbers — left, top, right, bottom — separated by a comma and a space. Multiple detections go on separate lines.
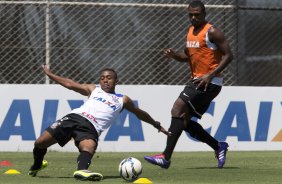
144, 0, 233, 169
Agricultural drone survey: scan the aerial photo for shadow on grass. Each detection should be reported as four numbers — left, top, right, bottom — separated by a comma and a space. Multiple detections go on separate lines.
186, 166, 240, 169
38, 175, 121, 180
38, 176, 73, 179
103, 175, 121, 179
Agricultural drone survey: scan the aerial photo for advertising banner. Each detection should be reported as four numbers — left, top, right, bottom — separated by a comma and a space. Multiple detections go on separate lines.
0, 85, 282, 152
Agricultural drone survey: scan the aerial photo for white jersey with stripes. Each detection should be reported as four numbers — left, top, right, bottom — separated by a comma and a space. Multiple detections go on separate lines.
71, 85, 124, 135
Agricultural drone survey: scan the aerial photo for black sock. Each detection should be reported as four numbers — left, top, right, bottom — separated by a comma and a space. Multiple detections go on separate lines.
32, 146, 47, 170
163, 117, 185, 160
77, 151, 93, 170
185, 120, 219, 151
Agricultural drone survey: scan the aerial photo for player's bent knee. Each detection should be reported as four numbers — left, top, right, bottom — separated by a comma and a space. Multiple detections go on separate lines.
34, 140, 48, 149
171, 108, 186, 118
78, 139, 97, 154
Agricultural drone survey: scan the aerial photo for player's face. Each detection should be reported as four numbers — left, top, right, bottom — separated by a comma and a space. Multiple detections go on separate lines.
188, 7, 205, 28
99, 71, 118, 93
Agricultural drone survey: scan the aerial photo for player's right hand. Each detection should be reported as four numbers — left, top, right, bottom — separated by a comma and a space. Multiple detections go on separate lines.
163, 48, 175, 58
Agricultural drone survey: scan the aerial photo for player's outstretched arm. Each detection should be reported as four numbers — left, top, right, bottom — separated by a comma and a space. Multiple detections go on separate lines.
123, 95, 171, 136
42, 64, 95, 96
163, 48, 189, 63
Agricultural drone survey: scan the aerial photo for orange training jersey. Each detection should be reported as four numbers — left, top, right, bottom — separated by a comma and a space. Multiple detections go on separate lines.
186, 23, 223, 78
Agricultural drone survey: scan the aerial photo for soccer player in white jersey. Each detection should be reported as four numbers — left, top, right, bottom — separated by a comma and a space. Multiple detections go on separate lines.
28, 64, 171, 181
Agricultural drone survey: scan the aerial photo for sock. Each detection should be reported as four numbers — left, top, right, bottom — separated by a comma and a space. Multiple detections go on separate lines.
77, 151, 93, 170
163, 117, 185, 160
32, 146, 47, 170
185, 120, 219, 151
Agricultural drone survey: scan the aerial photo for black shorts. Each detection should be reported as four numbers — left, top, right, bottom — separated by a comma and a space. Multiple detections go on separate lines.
179, 81, 221, 119
46, 113, 99, 147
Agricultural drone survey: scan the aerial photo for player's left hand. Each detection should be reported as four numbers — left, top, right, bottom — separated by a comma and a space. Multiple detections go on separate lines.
154, 121, 172, 136
159, 127, 172, 136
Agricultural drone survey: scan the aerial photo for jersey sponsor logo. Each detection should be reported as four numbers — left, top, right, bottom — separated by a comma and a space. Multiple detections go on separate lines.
93, 97, 120, 111
186, 41, 200, 48
81, 112, 98, 123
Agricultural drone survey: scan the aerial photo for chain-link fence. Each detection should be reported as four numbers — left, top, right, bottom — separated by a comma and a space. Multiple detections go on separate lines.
0, 0, 281, 86
237, 0, 282, 86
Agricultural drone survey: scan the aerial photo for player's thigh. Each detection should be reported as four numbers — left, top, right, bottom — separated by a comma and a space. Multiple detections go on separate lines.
35, 131, 57, 148
171, 97, 190, 118
73, 120, 99, 154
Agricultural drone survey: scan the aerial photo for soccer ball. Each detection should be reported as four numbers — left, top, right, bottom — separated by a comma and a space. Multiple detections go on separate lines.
118, 157, 142, 181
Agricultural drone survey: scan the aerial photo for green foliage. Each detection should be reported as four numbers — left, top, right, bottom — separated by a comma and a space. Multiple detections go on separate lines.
0, 151, 282, 184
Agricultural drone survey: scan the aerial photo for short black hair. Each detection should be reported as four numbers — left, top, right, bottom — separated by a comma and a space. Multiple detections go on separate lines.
189, 0, 206, 13
100, 68, 118, 79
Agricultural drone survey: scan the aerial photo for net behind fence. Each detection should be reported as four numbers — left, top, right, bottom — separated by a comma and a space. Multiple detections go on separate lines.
0, 0, 281, 86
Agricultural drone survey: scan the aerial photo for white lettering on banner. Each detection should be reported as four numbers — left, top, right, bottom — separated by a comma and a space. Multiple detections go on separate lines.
0, 85, 282, 152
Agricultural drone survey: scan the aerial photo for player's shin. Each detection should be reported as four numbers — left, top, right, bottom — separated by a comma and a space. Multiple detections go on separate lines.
77, 151, 93, 170
163, 117, 185, 160
32, 146, 47, 169
185, 120, 219, 151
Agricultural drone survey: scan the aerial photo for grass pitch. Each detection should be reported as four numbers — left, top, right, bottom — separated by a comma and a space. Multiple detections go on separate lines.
0, 151, 282, 184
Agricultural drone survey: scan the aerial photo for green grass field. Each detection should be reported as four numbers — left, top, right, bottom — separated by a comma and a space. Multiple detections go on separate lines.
1, 151, 282, 184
